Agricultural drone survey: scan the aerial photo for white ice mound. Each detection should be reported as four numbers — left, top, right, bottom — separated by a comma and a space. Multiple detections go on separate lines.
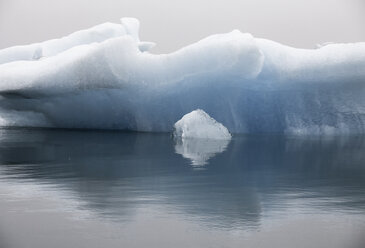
0, 17, 365, 134
174, 110, 232, 140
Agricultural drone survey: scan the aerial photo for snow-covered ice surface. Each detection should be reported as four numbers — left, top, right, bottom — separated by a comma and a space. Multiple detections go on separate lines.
0, 18, 154, 65
0, 18, 365, 134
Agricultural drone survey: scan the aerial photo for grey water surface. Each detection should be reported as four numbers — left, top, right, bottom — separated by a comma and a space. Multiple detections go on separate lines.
0, 128, 364, 248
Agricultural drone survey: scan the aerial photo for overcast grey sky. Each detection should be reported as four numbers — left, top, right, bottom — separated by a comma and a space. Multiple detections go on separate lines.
0, 0, 364, 53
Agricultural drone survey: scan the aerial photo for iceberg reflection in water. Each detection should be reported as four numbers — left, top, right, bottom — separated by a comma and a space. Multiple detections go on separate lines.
174, 137, 231, 167
0, 129, 365, 248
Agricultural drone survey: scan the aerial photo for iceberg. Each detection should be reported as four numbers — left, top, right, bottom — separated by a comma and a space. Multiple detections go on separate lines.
0, 18, 365, 134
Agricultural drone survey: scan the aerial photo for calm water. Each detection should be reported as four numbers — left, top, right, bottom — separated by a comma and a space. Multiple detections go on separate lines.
0, 128, 365, 248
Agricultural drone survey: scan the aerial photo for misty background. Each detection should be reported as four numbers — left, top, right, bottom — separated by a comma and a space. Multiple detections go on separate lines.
0, 0, 364, 53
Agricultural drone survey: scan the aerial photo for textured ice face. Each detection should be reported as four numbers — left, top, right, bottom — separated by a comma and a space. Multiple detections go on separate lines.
174, 110, 232, 140
0, 18, 365, 134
